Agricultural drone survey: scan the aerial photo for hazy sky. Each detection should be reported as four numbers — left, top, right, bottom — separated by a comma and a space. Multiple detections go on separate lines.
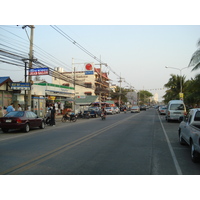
1, 25, 199, 101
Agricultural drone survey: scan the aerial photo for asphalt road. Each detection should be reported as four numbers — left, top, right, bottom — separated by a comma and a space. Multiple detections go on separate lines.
0, 108, 200, 175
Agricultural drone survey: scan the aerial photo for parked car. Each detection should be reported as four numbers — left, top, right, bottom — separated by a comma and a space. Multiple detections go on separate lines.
105, 107, 115, 115
166, 100, 187, 122
158, 105, 167, 115
131, 106, 140, 113
0, 111, 45, 133
84, 107, 101, 118
113, 107, 120, 114
178, 108, 200, 162
140, 105, 146, 111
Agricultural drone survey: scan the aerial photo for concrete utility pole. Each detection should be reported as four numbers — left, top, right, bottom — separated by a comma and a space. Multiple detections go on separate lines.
23, 25, 35, 110
118, 74, 122, 108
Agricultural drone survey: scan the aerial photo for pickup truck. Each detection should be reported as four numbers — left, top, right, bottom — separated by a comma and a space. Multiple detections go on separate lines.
178, 108, 200, 163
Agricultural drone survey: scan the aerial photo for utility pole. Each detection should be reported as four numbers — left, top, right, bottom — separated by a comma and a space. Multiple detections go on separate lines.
118, 74, 122, 108
72, 58, 76, 113
23, 25, 35, 110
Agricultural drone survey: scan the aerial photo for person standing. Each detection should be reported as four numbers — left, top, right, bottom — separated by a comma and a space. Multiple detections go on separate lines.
50, 106, 56, 126
18, 104, 22, 111
6, 103, 14, 113
0, 106, 4, 117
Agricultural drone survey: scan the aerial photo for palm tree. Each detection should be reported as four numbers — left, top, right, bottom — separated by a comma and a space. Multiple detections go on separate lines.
188, 39, 200, 71
163, 74, 187, 103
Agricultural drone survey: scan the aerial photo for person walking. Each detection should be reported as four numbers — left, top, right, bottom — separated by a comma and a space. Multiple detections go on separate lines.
6, 103, 14, 113
50, 106, 56, 126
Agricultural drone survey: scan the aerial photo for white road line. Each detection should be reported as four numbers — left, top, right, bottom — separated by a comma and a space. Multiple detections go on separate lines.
158, 114, 183, 175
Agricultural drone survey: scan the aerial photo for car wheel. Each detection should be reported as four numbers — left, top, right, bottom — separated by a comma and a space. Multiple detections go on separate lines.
24, 123, 30, 133
2, 128, 9, 133
190, 140, 200, 163
179, 129, 185, 145
39, 121, 45, 129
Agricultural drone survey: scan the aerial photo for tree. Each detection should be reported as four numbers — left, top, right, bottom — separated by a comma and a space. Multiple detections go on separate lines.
163, 74, 187, 103
110, 86, 128, 105
188, 39, 200, 71
138, 90, 153, 105
184, 74, 200, 107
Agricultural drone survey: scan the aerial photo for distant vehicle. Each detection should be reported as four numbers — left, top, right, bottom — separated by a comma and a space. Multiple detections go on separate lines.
83, 107, 101, 118
158, 105, 167, 115
140, 105, 146, 111
131, 106, 140, 113
0, 111, 45, 133
166, 100, 186, 122
113, 107, 120, 114
105, 107, 115, 115
178, 108, 200, 162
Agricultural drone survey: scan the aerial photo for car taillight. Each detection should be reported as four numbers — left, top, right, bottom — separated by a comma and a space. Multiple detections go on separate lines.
184, 112, 187, 116
16, 118, 22, 123
168, 111, 170, 115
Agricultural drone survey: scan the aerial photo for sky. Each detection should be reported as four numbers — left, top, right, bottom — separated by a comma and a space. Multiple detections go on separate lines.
1, 25, 200, 101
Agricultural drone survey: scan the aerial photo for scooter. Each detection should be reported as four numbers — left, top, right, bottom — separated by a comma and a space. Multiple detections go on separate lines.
101, 113, 106, 120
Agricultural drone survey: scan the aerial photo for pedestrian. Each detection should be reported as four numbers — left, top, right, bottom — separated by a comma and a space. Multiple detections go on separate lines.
50, 106, 56, 126
0, 106, 4, 117
6, 103, 14, 113
18, 104, 22, 111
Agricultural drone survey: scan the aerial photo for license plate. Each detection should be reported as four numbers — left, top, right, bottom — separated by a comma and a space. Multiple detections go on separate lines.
6, 119, 12, 123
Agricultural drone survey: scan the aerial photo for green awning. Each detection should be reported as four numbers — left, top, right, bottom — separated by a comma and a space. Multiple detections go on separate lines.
75, 96, 99, 105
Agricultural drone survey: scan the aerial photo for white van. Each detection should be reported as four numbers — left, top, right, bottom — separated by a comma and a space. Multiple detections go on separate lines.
165, 100, 186, 122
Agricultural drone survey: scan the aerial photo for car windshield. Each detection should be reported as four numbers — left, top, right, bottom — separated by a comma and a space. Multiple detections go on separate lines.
170, 104, 184, 110
5, 111, 24, 117
106, 107, 111, 109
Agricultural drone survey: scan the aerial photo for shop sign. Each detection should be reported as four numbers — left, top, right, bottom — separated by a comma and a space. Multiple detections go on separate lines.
48, 96, 56, 100
85, 71, 94, 75
11, 82, 31, 90
29, 68, 49, 76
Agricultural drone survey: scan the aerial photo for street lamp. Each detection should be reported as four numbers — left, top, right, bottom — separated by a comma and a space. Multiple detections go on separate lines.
165, 66, 188, 99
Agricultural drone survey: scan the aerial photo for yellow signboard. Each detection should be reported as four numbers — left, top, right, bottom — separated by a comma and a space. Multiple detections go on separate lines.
179, 93, 184, 98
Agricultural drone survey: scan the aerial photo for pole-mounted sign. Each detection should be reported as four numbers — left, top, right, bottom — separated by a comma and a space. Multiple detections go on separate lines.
29, 68, 49, 76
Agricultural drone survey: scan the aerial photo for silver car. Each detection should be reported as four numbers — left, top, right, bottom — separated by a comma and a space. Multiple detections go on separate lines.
131, 106, 140, 113
105, 107, 115, 115
113, 106, 120, 114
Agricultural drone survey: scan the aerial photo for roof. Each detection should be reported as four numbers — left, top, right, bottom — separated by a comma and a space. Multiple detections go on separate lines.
75, 95, 99, 105
0, 77, 12, 86
94, 68, 109, 80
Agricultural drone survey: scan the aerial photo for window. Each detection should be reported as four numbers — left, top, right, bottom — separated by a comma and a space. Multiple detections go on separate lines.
84, 83, 92, 88
170, 104, 185, 110
194, 111, 200, 121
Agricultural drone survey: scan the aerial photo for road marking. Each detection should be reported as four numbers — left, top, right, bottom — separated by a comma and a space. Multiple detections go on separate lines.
158, 114, 183, 175
1, 113, 139, 175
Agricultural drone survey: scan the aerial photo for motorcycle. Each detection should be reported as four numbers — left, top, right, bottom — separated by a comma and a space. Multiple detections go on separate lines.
45, 110, 51, 125
62, 113, 77, 122
101, 113, 106, 120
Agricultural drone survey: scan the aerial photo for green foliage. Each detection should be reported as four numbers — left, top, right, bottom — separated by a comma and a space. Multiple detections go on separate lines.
138, 90, 153, 105
110, 86, 129, 104
163, 73, 200, 107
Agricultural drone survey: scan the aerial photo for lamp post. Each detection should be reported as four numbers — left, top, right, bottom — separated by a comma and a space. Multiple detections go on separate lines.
165, 66, 188, 99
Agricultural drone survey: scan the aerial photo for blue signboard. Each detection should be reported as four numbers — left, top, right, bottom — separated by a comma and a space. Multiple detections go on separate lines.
85, 71, 94, 75
11, 82, 31, 90
29, 68, 49, 76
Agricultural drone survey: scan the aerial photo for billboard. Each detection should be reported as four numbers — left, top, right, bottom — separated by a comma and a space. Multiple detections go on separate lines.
11, 82, 31, 90
29, 68, 49, 76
